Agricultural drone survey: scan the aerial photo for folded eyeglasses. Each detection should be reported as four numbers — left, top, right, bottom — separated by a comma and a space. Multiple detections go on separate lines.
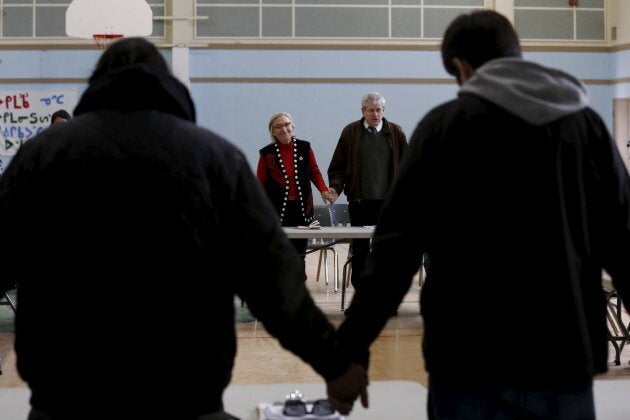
282, 390, 335, 417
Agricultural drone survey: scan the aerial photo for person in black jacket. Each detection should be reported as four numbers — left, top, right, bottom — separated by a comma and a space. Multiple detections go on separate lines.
335, 10, 630, 419
0, 37, 366, 419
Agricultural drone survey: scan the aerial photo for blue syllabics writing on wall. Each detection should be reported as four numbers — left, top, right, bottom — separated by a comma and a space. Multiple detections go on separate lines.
0, 89, 78, 174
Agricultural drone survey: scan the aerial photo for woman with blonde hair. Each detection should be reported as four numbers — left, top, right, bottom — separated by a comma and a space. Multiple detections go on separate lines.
257, 112, 333, 277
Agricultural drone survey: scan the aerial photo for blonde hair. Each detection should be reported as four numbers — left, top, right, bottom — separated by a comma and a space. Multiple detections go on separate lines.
268, 112, 295, 143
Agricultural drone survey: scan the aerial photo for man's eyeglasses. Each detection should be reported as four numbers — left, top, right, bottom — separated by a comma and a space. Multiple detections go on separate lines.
283, 398, 335, 417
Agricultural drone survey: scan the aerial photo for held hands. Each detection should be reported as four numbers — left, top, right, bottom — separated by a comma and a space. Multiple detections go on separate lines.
322, 189, 336, 204
324, 188, 339, 204
326, 362, 369, 415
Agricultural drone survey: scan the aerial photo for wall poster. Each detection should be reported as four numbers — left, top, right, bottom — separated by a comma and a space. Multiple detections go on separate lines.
0, 89, 78, 175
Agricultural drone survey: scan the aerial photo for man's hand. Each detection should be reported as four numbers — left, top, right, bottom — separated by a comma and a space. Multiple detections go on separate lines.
328, 188, 339, 204
326, 362, 369, 415
321, 190, 333, 204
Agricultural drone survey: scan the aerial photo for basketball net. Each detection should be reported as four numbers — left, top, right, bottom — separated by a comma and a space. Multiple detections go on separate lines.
93, 34, 124, 49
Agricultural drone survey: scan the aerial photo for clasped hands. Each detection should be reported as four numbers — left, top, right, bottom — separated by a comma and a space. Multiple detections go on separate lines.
321, 187, 339, 204
326, 362, 369, 415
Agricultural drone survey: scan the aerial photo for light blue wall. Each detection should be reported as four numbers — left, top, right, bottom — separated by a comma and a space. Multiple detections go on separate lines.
611, 49, 630, 78
189, 49, 457, 190
1, 47, 621, 204
611, 49, 630, 98
189, 49, 616, 193
525, 51, 611, 79
191, 81, 457, 178
189, 49, 448, 79
0, 50, 100, 79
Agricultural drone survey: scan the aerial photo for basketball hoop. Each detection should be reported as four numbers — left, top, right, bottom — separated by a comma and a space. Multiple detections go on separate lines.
93, 34, 124, 49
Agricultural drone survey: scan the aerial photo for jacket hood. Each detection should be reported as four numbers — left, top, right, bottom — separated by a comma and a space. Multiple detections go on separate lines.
74, 63, 196, 122
459, 57, 588, 125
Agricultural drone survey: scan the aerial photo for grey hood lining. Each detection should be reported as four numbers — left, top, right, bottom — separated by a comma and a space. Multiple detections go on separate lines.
459, 57, 589, 125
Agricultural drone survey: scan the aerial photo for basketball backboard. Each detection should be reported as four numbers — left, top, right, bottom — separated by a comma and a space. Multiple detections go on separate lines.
66, 0, 153, 39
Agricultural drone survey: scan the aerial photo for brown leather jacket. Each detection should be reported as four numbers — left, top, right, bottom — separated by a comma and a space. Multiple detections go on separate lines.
328, 117, 408, 203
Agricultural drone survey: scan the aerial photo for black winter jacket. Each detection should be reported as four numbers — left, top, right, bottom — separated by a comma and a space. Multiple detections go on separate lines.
338, 58, 630, 387
0, 64, 348, 418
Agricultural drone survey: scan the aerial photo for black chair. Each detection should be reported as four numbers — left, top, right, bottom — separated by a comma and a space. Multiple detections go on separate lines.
0, 286, 17, 375
328, 203, 351, 228
340, 258, 354, 311
325, 204, 355, 310
306, 206, 339, 291
337, 210, 425, 312
603, 273, 630, 365
0, 288, 16, 314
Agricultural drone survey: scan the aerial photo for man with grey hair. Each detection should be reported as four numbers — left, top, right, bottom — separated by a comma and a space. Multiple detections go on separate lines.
327, 92, 407, 311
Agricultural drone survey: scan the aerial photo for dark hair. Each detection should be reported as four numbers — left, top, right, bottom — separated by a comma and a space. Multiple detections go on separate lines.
89, 37, 169, 83
441, 10, 522, 78
50, 109, 71, 126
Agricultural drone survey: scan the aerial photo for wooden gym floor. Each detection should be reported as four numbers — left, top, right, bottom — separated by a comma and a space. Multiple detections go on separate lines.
1, 243, 629, 390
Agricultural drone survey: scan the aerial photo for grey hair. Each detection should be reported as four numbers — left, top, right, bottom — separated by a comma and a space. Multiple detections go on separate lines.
361, 92, 386, 110
268, 112, 295, 143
